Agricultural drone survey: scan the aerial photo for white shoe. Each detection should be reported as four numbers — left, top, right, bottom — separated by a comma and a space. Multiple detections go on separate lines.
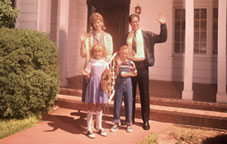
126, 125, 133, 133
98, 129, 107, 137
87, 131, 95, 139
110, 124, 119, 132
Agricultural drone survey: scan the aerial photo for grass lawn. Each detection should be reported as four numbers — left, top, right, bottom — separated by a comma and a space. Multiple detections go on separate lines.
0, 116, 40, 140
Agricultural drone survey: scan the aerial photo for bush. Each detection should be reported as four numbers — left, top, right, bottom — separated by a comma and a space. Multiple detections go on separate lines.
0, 28, 60, 119
140, 133, 158, 144
0, 0, 19, 28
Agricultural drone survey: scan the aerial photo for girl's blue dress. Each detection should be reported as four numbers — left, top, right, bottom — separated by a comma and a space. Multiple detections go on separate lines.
85, 58, 108, 104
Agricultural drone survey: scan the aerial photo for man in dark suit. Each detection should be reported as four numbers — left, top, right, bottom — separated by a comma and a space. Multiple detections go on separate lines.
123, 13, 167, 130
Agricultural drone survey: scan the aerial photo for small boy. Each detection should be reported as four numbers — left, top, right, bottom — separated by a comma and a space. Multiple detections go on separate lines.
110, 45, 137, 133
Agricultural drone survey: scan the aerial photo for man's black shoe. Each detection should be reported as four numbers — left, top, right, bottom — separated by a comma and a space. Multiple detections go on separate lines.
142, 121, 150, 130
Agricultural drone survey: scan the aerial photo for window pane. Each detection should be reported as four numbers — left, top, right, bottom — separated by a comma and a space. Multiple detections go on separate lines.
175, 31, 181, 41
213, 32, 218, 54
175, 43, 181, 53
201, 9, 207, 19
194, 32, 199, 42
213, 8, 218, 19
194, 43, 200, 54
194, 20, 200, 30
175, 20, 181, 30
194, 9, 200, 19
181, 31, 185, 42
181, 21, 185, 30
200, 32, 206, 42
213, 21, 218, 31
181, 42, 185, 53
175, 9, 182, 19
181, 9, 185, 19
200, 43, 207, 54
201, 20, 207, 31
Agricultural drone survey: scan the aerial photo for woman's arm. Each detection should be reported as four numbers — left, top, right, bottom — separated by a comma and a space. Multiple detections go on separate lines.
80, 34, 88, 58
104, 33, 113, 60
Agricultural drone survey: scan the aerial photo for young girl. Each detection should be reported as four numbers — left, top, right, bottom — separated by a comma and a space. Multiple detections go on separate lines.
83, 44, 109, 139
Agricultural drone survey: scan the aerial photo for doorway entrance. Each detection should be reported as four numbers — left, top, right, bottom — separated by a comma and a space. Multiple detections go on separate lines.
87, 0, 130, 52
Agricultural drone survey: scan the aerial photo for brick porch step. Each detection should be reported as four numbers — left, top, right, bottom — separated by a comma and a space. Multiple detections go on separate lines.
55, 94, 227, 130
59, 88, 227, 112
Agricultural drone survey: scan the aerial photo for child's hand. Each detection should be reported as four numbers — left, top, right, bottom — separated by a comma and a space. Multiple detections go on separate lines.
121, 72, 137, 77
83, 71, 90, 80
121, 72, 129, 77
85, 74, 90, 80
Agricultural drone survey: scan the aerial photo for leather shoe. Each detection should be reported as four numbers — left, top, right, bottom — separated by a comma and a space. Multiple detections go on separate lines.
142, 121, 150, 130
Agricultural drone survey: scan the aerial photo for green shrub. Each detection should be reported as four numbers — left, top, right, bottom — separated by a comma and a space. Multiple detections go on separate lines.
0, 0, 19, 28
0, 27, 60, 119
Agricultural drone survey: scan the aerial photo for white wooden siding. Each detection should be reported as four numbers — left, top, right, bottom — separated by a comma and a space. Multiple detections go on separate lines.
16, 0, 38, 30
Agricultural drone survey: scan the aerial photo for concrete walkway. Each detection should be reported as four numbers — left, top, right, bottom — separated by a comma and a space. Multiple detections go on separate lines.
0, 108, 174, 144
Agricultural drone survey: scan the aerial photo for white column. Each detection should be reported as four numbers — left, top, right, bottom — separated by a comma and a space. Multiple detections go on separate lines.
37, 0, 51, 34
57, 0, 70, 87
182, 0, 194, 100
216, 0, 227, 103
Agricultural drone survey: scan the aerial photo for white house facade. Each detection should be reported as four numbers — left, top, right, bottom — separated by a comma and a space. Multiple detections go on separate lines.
14, 0, 227, 103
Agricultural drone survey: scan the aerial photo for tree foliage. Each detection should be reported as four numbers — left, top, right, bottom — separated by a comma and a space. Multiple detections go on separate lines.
0, 0, 19, 28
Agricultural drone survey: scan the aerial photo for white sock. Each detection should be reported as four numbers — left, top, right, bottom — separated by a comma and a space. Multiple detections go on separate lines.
87, 111, 94, 132
96, 111, 103, 130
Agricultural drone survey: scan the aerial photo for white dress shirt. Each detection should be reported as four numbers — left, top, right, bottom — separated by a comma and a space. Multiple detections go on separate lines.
127, 29, 145, 61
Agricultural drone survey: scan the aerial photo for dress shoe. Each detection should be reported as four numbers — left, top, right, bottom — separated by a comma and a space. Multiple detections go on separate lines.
142, 121, 150, 130
132, 119, 135, 124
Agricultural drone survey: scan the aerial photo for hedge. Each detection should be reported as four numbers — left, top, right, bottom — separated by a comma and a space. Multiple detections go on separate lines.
0, 28, 60, 118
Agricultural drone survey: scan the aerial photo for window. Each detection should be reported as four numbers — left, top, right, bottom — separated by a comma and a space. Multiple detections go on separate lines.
194, 8, 207, 54
174, 8, 207, 55
212, 8, 218, 54
174, 9, 185, 53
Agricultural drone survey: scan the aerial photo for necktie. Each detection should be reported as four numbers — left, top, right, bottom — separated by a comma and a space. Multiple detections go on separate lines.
132, 31, 137, 54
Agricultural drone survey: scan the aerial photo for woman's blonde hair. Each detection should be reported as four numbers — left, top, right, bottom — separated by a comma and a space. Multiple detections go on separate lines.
89, 12, 106, 31
91, 44, 107, 58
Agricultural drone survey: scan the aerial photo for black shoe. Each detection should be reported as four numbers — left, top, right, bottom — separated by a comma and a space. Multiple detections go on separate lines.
142, 121, 150, 130
132, 119, 135, 124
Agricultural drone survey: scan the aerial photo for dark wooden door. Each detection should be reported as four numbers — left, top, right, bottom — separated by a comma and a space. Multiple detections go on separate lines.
87, 0, 130, 52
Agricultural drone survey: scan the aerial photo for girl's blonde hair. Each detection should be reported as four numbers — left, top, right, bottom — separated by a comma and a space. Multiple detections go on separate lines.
89, 12, 106, 31
91, 44, 107, 58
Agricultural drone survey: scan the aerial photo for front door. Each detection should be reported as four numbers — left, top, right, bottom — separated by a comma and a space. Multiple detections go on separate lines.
87, 0, 130, 52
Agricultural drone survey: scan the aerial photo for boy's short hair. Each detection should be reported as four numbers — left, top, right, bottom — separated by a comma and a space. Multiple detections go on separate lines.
118, 45, 129, 56
119, 45, 129, 52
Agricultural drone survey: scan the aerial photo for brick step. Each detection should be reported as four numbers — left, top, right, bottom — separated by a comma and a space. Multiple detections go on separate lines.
59, 88, 227, 112
60, 88, 82, 96
55, 94, 227, 130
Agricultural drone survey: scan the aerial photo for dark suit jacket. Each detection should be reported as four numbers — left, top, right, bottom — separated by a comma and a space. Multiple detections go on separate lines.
123, 24, 167, 67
